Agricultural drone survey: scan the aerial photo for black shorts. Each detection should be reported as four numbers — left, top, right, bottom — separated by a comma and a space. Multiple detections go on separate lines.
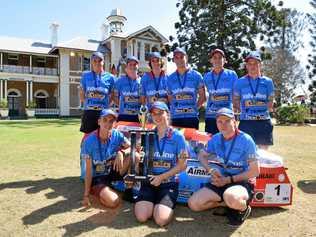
238, 119, 273, 145
205, 118, 219, 134
205, 181, 254, 202
90, 170, 124, 196
172, 117, 199, 129
135, 182, 179, 209
118, 114, 139, 123
80, 110, 100, 133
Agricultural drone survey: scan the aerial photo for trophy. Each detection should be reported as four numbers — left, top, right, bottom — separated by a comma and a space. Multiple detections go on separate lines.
124, 105, 155, 184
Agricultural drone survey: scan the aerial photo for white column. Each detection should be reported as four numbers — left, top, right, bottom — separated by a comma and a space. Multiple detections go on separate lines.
30, 81, 33, 102
26, 81, 29, 107
59, 50, 70, 116
4, 80, 7, 99
29, 55, 32, 73
140, 41, 145, 62
0, 52, 3, 71
134, 40, 138, 58
0, 80, 3, 99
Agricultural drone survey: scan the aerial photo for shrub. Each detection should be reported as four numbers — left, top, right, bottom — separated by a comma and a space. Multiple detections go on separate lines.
276, 104, 310, 124
0, 99, 8, 109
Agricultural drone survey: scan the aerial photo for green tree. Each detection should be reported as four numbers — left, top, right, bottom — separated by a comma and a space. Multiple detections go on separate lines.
172, 0, 284, 75
307, 0, 316, 79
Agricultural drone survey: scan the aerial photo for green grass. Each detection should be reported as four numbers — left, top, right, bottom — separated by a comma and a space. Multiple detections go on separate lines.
0, 119, 315, 237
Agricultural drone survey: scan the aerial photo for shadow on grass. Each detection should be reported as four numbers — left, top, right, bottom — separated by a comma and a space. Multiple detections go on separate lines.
0, 119, 80, 129
297, 180, 316, 194
0, 177, 290, 237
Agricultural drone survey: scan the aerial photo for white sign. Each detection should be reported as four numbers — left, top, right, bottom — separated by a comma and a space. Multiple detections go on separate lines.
264, 183, 291, 204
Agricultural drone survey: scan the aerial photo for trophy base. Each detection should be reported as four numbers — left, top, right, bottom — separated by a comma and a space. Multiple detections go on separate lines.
124, 174, 153, 184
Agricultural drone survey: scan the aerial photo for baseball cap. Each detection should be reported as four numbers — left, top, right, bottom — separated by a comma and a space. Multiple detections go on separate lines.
173, 47, 187, 56
216, 108, 235, 119
150, 101, 169, 113
91, 52, 104, 61
209, 48, 225, 58
245, 51, 262, 62
99, 109, 118, 119
149, 52, 162, 59
127, 56, 139, 64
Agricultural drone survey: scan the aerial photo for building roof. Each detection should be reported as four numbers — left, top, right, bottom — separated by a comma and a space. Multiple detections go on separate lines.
127, 25, 168, 43
49, 37, 102, 54
0, 36, 52, 55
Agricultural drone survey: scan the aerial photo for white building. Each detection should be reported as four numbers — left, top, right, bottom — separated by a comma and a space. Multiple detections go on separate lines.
0, 8, 168, 118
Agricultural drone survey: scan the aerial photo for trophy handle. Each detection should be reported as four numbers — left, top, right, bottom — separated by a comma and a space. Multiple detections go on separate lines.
139, 105, 148, 129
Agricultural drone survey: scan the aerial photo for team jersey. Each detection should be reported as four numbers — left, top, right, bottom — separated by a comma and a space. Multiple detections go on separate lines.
80, 71, 115, 110
206, 131, 257, 176
81, 129, 128, 178
234, 75, 274, 120
114, 75, 141, 116
140, 71, 168, 107
203, 69, 237, 118
152, 127, 188, 183
167, 69, 204, 119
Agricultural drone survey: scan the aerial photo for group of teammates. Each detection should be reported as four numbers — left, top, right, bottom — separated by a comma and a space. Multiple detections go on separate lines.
79, 47, 274, 227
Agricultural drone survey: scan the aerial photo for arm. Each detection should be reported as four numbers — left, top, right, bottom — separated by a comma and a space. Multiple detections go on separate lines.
233, 95, 241, 113
231, 159, 260, 182
198, 149, 215, 173
80, 88, 85, 104
197, 86, 206, 109
82, 156, 92, 206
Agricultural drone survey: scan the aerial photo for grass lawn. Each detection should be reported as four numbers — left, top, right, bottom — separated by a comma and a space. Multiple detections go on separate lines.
0, 119, 315, 237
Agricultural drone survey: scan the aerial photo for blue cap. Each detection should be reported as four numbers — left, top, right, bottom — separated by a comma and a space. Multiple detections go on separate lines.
150, 101, 169, 112
245, 51, 261, 62
91, 52, 104, 61
149, 52, 162, 59
216, 108, 235, 119
99, 109, 118, 119
127, 56, 139, 64
173, 47, 187, 56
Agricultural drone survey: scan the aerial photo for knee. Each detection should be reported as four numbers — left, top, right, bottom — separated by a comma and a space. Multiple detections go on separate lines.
223, 193, 241, 209
154, 215, 170, 227
100, 189, 120, 208
135, 212, 150, 223
188, 198, 200, 212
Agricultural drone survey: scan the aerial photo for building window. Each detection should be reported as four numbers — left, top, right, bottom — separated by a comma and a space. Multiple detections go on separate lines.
83, 57, 90, 71
36, 57, 46, 67
145, 43, 151, 61
34, 90, 49, 108
8, 54, 19, 65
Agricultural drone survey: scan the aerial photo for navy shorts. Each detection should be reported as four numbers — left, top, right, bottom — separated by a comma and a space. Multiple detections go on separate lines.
172, 117, 199, 129
205, 118, 219, 134
238, 119, 273, 145
118, 114, 139, 123
90, 171, 123, 196
135, 182, 179, 209
80, 110, 100, 133
205, 181, 254, 202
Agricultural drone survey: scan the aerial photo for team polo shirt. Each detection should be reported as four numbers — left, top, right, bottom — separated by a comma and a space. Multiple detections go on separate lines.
81, 129, 128, 178
140, 71, 168, 107
203, 69, 237, 119
152, 127, 188, 183
167, 69, 204, 119
234, 75, 274, 120
80, 71, 115, 110
114, 75, 141, 116
206, 131, 257, 176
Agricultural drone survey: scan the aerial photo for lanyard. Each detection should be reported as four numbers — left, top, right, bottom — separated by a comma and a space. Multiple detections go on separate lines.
97, 129, 109, 161
151, 71, 163, 92
220, 132, 238, 164
93, 71, 101, 88
211, 69, 224, 91
176, 70, 188, 89
127, 75, 137, 93
247, 76, 261, 97
155, 128, 170, 157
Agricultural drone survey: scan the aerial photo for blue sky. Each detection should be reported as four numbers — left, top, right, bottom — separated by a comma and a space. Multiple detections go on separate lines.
0, 0, 312, 44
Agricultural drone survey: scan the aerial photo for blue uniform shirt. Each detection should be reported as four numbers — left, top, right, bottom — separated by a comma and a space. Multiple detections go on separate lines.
152, 127, 188, 182
81, 129, 128, 178
167, 69, 204, 119
80, 71, 115, 110
203, 69, 237, 119
206, 131, 257, 176
114, 75, 141, 116
234, 76, 274, 120
140, 71, 168, 107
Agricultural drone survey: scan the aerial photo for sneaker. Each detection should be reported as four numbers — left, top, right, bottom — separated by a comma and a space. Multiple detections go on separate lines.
227, 205, 251, 227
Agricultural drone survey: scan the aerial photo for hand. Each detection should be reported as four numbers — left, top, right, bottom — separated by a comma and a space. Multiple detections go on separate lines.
113, 151, 124, 173
150, 175, 164, 187
212, 176, 230, 187
82, 195, 91, 207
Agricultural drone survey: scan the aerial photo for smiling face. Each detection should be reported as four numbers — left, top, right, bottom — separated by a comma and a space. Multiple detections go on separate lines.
246, 58, 261, 77
98, 115, 116, 132
173, 52, 187, 69
150, 57, 162, 71
216, 115, 235, 137
151, 108, 169, 127
91, 58, 104, 73
210, 53, 225, 70
126, 60, 139, 79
